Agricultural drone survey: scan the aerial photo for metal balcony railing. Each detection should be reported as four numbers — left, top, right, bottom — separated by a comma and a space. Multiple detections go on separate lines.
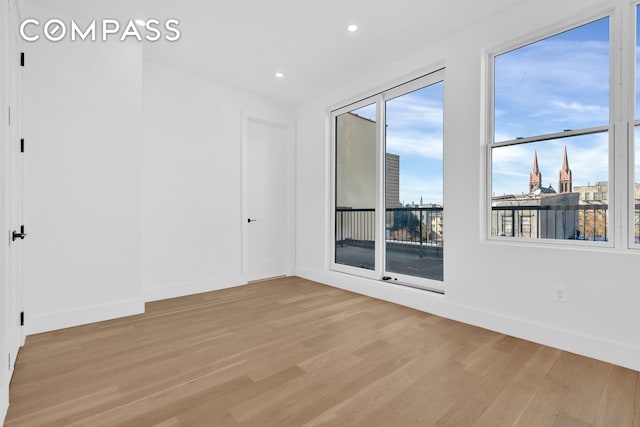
491, 204, 609, 240
336, 204, 640, 246
335, 207, 444, 251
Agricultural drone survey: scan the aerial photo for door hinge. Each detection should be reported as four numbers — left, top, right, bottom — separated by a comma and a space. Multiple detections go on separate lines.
20, 311, 24, 326
21, 138, 24, 153
20, 52, 24, 67
12, 225, 27, 241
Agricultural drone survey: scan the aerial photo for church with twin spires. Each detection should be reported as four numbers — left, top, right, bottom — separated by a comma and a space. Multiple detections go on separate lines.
528, 146, 573, 196
492, 146, 582, 239
528, 146, 629, 205
492, 145, 617, 240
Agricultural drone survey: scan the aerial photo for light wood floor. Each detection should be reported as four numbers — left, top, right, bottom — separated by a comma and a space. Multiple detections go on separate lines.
4, 277, 640, 427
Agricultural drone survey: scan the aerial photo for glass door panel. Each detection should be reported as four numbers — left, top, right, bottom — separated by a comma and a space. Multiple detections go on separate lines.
384, 82, 444, 281
335, 103, 377, 270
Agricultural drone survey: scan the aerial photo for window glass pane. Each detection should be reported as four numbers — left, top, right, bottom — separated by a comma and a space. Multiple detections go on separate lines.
335, 104, 376, 269
635, 127, 640, 244
636, 7, 640, 244
491, 133, 608, 241
494, 17, 609, 142
385, 82, 443, 281
636, 5, 640, 119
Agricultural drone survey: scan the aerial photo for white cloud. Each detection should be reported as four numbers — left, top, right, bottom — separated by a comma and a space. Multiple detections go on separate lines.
551, 100, 606, 114
386, 134, 443, 159
387, 97, 444, 128
492, 133, 609, 196
492, 144, 532, 195
495, 37, 610, 138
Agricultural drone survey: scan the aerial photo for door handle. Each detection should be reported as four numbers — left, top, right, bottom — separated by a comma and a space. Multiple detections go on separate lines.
248, 218, 258, 223
12, 225, 26, 241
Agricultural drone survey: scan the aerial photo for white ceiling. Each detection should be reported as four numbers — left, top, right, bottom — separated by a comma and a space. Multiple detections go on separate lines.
24, 0, 523, 106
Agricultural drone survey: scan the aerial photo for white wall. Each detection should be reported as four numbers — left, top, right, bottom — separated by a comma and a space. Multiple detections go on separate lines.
142, 61, 294, 301
295, 0, 640, 371
20, 1, 296, 333
23, 2, 145, 334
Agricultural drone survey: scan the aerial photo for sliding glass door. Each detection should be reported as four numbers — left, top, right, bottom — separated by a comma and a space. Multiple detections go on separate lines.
332, 71, 444, 291
384, 81, 444, 283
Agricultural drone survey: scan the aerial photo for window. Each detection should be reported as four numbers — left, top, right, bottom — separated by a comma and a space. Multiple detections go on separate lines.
634, 4, 640, 245
332, 71, 445, 290
490, 17, 610, 243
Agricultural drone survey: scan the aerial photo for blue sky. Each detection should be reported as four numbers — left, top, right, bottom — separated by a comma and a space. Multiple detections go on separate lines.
493, 16, 610, 196
351, 14, 640, 203
636, 6, 640, 185
353, 83, 444, 205
386, 84, 443, 205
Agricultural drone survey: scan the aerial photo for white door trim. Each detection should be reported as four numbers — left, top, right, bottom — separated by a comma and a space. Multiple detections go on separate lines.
241, 111, 296, 283
0, 1, 8, 420
1, 0, 24, 421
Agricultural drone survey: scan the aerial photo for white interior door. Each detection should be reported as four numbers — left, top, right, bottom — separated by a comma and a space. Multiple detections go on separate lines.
246, 119, 289, 281
4, 0, 24, 381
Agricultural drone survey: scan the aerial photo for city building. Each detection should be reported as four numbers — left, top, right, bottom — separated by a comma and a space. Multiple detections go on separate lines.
491, 146, 640, 241
575, 181, 609, 202
575, 180, 640, 202
493, 146, 582, 239
335, 112, 402, 244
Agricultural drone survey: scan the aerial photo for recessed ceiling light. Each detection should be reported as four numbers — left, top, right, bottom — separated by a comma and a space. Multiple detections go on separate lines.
275, 72, 284, 78
347, 24, 358, 32
135, 19, 146, 26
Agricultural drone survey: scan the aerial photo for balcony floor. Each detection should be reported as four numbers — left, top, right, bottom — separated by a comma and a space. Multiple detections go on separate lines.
335, 243, 443, 282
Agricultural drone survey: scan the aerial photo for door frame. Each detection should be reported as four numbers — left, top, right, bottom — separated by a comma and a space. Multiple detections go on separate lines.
241, 111, 295, 283
329, 70, 445, 292
0, 0, 8, 419
5, 0, 25, 356
1, 0, 25, 420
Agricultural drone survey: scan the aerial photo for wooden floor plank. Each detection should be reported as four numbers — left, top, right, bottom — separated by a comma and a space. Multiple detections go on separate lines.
515, 377, 569, 427
635, 375, 640, 427
592, 365, 637, 427
4, 277, 638, 427
549, 352, 612, 424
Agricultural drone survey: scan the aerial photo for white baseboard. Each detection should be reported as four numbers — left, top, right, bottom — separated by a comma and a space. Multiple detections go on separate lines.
143, 276, 246, 302
0, 384, 7, 426
26, 299, 145, 335
295, 267, 640, 372
26, 277, 248, 335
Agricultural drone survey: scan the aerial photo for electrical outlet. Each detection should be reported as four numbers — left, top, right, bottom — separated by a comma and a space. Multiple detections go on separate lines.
555, 285, 566, 303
